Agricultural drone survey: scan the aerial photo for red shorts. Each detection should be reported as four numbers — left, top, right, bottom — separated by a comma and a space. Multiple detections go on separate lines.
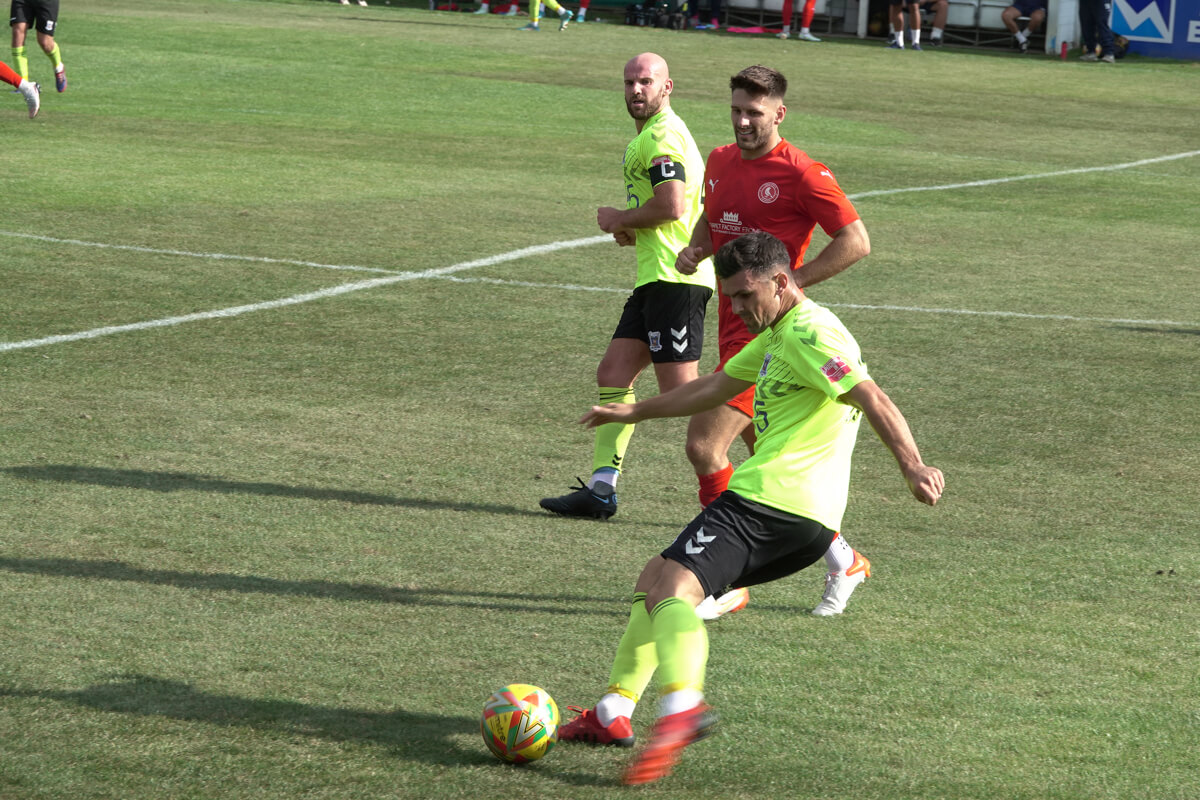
717, 338, 755, 418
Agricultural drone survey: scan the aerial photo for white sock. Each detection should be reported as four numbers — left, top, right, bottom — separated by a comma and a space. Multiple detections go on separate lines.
596, 692, 636, 725
1016, 30, 1027, 43
911, 27, 921, 44
800, 26, 811, 35
659, 689, 703, 717
588, 471, 618, 490
823, 533, 855, 573
781, 24, 790, 35
932, 26, 943, 38
478, 2, 489, 9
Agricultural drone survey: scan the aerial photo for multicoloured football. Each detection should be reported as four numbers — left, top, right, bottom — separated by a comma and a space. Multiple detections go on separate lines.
480, 683, 559, 763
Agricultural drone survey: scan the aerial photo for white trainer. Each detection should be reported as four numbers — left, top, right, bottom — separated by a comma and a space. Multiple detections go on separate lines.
695, 587, 749, 620
811, 551, 871, 616
19, 80, 39, 119
797, 31, 822, 42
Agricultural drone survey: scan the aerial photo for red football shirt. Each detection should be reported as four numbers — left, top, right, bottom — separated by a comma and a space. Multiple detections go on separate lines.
704, 139, 861, 358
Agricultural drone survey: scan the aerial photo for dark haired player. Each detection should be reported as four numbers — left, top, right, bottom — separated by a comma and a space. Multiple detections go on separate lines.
676, 64, 873, 619
558, 232, 944, 785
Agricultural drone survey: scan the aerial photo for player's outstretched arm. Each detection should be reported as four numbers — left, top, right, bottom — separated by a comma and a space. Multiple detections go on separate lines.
842, 380, 945, 506
581, 371, 750, 428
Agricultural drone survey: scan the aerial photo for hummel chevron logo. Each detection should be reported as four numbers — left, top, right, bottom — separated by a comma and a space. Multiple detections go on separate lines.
685, 526, 716, 555
672, 326, 688, 353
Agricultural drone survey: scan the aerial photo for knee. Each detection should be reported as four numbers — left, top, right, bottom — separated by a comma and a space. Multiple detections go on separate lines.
685, 434, 722, 474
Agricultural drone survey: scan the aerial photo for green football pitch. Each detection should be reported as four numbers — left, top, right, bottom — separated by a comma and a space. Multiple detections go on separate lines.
1, 1, 1197, 797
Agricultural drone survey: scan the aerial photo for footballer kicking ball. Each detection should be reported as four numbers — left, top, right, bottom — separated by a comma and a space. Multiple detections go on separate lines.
480, 683, 560, 763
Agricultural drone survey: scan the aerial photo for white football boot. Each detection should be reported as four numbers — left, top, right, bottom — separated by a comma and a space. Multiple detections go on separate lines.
811, 550, 871, 616
695, 587, 749, 621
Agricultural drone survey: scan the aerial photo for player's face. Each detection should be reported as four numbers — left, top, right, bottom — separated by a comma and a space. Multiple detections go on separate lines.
730, 89, 785, 158
624, 62, 671, 122
721, 269, 787, 334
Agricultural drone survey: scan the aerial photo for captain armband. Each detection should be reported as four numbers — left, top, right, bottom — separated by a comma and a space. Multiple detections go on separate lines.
648, 156, 686, 186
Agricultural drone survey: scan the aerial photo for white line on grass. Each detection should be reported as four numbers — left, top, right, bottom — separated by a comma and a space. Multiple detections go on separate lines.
847, 150, 1200, 199
435, 275, 1198, 328
0, 230, 403, 275
0, 236, 612, 353
4, 150, 1198, 352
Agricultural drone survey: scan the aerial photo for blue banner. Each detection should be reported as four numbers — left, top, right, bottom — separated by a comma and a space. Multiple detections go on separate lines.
1112, 0, 1200, 58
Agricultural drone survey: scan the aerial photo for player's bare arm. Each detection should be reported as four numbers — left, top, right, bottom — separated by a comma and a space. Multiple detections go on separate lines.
597, 179, 687, 234
582, 371, 751, 428
675, 212, 713, 275
793, 219, 871, 290
841, 380, 945, 506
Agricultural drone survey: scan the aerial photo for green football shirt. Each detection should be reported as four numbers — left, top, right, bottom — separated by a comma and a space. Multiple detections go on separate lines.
622, 108, 713, 290
722, 298, 871, 530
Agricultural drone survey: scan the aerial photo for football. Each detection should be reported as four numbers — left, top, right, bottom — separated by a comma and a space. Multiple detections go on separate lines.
480, 683, 560, 763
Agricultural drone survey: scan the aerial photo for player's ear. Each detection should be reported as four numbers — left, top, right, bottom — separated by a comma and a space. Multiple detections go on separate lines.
774, 270, 788, 295
776, 103, 787, 125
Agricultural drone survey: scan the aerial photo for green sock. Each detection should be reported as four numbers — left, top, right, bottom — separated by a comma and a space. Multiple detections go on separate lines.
605, 593, 657, 703
12, 46, 28, 81
46, 42, 62, 72
592, 387, 635, 476
649, 596, 709, 695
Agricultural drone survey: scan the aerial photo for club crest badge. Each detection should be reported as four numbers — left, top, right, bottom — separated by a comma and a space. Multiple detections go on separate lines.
757, 182, 780, 204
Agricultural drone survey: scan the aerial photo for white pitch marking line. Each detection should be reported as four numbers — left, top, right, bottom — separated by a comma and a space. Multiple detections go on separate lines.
3, 149, 1198, 352
0, 236, 612, 353
0, 230, 403, 275
435, 275, 1199, 328
847, 150, 1200, 199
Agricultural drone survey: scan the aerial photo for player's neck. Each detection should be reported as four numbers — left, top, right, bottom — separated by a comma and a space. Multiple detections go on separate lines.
770, 289, 806, 328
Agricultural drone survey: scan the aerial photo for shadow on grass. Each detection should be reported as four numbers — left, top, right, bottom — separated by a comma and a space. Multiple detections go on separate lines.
0, 556, 627, 617
0, 676, 618, 786
3, 464, 546, 518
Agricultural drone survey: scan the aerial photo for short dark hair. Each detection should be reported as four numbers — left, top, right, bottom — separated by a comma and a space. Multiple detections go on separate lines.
729, 65, 787, 100
714, 232, 790, 280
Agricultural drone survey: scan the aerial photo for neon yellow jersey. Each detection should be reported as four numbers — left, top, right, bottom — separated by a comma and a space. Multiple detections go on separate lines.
722, 298, 871, 530
622, 108, 713, 290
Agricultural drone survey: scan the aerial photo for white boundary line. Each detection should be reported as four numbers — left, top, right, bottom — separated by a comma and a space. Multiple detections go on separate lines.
0, 231, 403, 275
846, 150, 1200, 199
0, 236, 610, 353
3, 151, 1199, 352
434, 275, 1198, 328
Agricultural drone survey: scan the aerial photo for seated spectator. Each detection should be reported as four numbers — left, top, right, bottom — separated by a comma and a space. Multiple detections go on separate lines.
1003, 0, 1047, 53
919, 0, 948, 46
689, 0, 722, 29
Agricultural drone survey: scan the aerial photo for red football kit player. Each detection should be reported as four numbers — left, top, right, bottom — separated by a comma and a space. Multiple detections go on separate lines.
677, 66, 872, 621
704, 139, 861, 414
